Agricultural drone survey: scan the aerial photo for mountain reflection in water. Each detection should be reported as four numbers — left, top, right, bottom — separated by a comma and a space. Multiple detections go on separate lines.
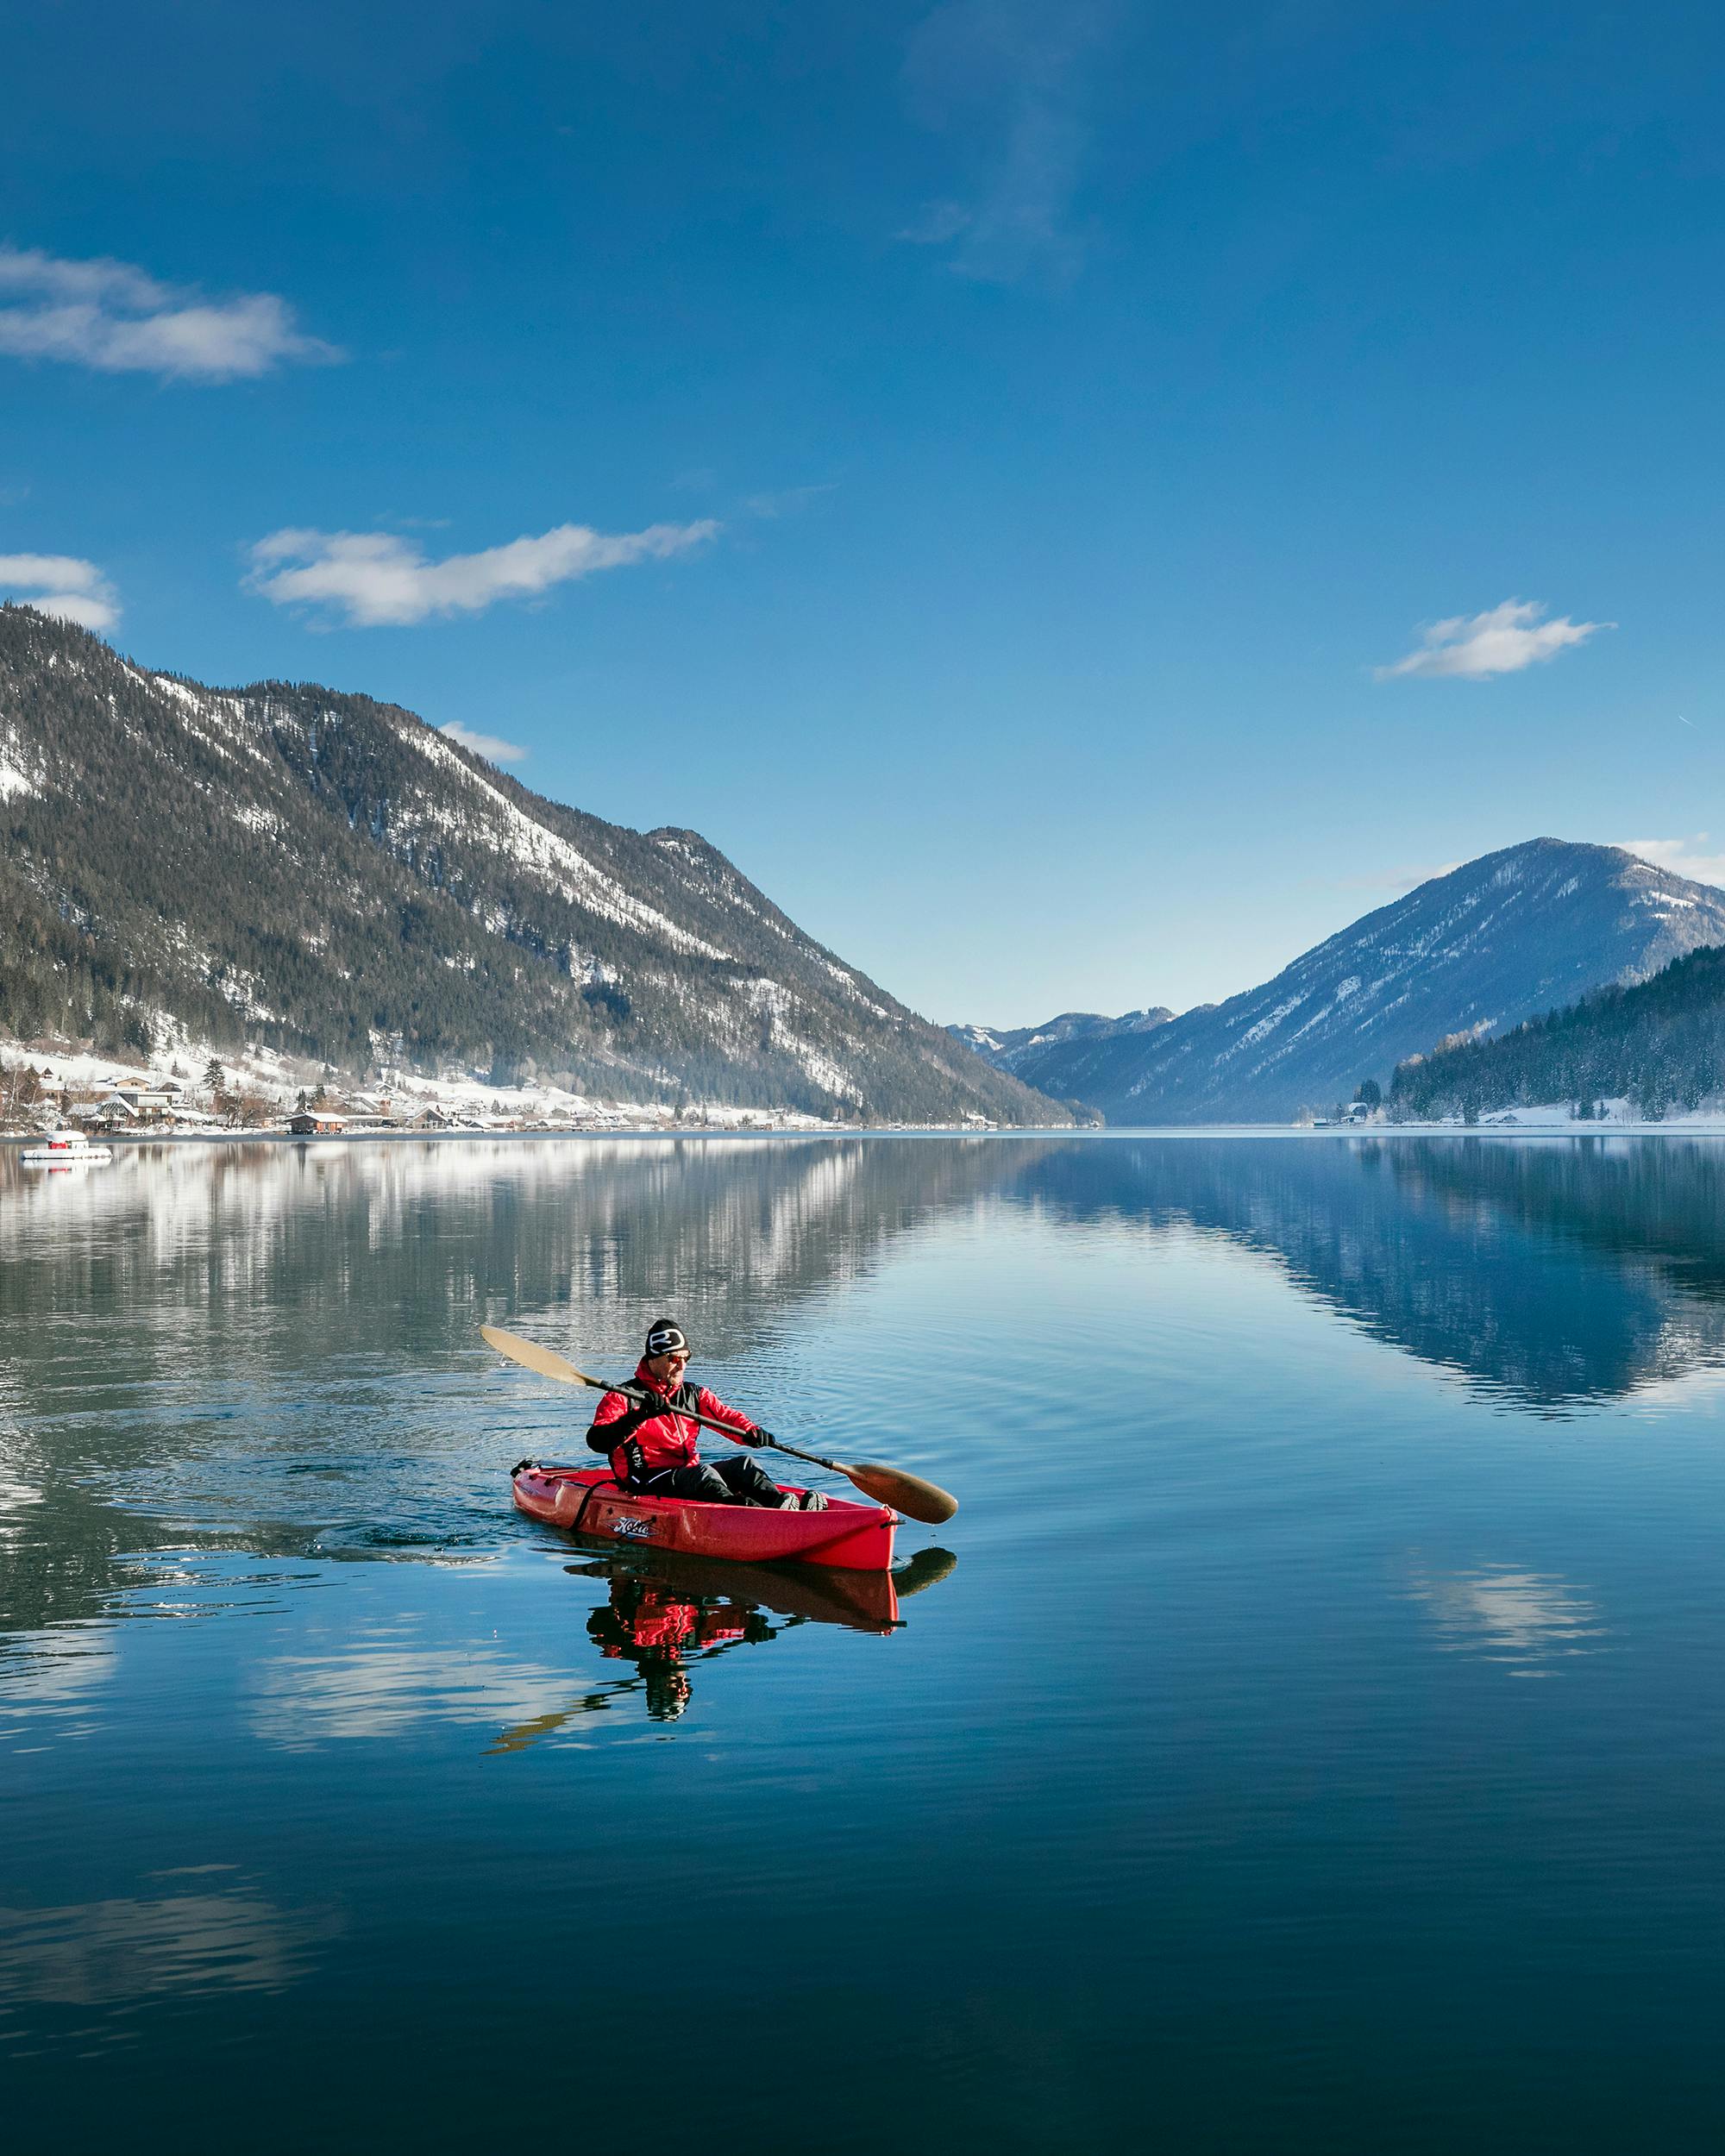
1028, 1134, 1725, 1409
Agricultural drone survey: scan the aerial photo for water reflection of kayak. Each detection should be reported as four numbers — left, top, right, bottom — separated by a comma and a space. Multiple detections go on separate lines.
568, 1539, 957, 1634
511, 1461, 898, 1570
486, 1544, 958, 1741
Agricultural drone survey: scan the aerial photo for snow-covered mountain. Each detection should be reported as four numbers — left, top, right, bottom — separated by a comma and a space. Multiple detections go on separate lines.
947, 1006, 1174, 1076
1013, 840, 1725, 1123
0, 608, 1063, 1125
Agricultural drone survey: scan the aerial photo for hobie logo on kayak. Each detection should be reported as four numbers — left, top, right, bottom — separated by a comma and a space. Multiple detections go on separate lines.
612, 1517, 655, 1539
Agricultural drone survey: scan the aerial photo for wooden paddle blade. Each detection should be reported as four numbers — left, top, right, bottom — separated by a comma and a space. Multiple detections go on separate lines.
844, 1462, 959, 1525
481, 1326, 606, 1392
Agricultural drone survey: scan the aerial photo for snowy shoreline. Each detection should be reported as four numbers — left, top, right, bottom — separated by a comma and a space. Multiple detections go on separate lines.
0, 1125, 1063, 1147
0, 1040, 1024, 1140
9, 1113, 1725, 1150
7, 1044, 1725, 1144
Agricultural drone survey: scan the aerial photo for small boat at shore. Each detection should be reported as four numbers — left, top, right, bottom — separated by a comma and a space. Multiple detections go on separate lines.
19, 1130, 113, 1167
511, 1462, 898, 1570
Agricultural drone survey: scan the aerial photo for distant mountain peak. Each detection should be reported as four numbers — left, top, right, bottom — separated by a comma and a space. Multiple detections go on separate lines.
1010, 839, 1725, 1124
949, 1005, 1175, 1078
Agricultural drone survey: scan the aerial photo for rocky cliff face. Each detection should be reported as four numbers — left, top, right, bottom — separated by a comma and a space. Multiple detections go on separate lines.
1012, 840, 1725, 1123
0, 606, 1063, 1125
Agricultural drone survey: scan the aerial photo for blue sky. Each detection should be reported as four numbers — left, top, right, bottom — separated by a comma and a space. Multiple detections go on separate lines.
3, 1, 1724, 1025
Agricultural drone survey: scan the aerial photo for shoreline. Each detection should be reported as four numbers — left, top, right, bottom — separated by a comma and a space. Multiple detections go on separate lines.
0, 1121, 1071, 1147
9, 1117, 1725, 1150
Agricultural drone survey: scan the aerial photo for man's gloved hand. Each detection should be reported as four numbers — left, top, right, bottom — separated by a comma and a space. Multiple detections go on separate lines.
741, 1427, 773, 1449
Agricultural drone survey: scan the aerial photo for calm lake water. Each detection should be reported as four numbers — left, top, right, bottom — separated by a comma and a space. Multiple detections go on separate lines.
7, 1131, 1725, 2152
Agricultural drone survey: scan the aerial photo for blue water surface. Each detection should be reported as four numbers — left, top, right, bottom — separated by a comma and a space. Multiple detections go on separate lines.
4, 1131, 1725, 2153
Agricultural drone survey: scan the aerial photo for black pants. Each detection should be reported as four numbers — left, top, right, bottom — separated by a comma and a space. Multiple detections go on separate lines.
634, 1455, 785, 1507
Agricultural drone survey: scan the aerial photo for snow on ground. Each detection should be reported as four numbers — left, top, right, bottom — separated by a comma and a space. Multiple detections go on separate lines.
403, 729, 734, 962
0, 1036, 846, 1133
1343, 1100, 1725, 1134
9, 1032, 1725, 1138
1460, 1100, 1725, 1132
0, 1044, 159, 1091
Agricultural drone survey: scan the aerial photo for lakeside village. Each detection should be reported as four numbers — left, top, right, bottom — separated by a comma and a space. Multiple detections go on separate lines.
0, 1043, 955, 1144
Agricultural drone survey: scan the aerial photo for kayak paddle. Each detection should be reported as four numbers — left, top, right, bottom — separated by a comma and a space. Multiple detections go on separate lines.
480, 1324, 959, 1525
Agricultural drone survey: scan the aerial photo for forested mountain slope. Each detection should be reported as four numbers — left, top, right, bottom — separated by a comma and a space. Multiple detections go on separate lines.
0, 607, 1062, 1124
1012, 840, 1725, 1124
1389, 943, 1725, 1120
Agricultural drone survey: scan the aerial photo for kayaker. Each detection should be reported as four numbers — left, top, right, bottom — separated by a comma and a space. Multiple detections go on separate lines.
586, 1319, 828, 1511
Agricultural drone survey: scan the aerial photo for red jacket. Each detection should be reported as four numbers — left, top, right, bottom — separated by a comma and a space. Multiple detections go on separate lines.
587, 1358, 759, 1484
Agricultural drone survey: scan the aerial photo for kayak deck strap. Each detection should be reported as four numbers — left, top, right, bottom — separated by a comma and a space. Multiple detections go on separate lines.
565, 1474, 611, 1537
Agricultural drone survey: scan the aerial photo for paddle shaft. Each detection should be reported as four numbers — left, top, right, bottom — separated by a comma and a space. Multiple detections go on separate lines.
570, 1376, 957, 1524
605, 1382, 846, 1472
492, 1336, 849, 1470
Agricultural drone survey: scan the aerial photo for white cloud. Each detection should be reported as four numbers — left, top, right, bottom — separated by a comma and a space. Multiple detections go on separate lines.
439, 721, 528, 764
1376, 599, 1611, 682
1617, 836, 1725, 888
0, 551, 120, 631
901, 0, 1118, 286
0, 246, 340, 382
245, 518, 718, 628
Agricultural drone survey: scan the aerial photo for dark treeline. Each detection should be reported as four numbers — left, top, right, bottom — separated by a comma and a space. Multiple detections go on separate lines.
1389, 943, 1725, 1120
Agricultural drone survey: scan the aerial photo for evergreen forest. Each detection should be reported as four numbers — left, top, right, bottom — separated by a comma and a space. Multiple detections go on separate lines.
1389, 943, 1725, 1121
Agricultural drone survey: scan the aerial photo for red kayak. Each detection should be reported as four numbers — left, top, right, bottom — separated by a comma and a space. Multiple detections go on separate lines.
511, 1463, 898, 1572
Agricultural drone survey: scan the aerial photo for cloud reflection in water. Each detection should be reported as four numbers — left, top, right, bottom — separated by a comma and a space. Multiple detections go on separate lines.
1408, 1565, 1605, 1677
0, 1630, 117, 1745
250, 1645, 589, 1749
0, 1885, 339, 2006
